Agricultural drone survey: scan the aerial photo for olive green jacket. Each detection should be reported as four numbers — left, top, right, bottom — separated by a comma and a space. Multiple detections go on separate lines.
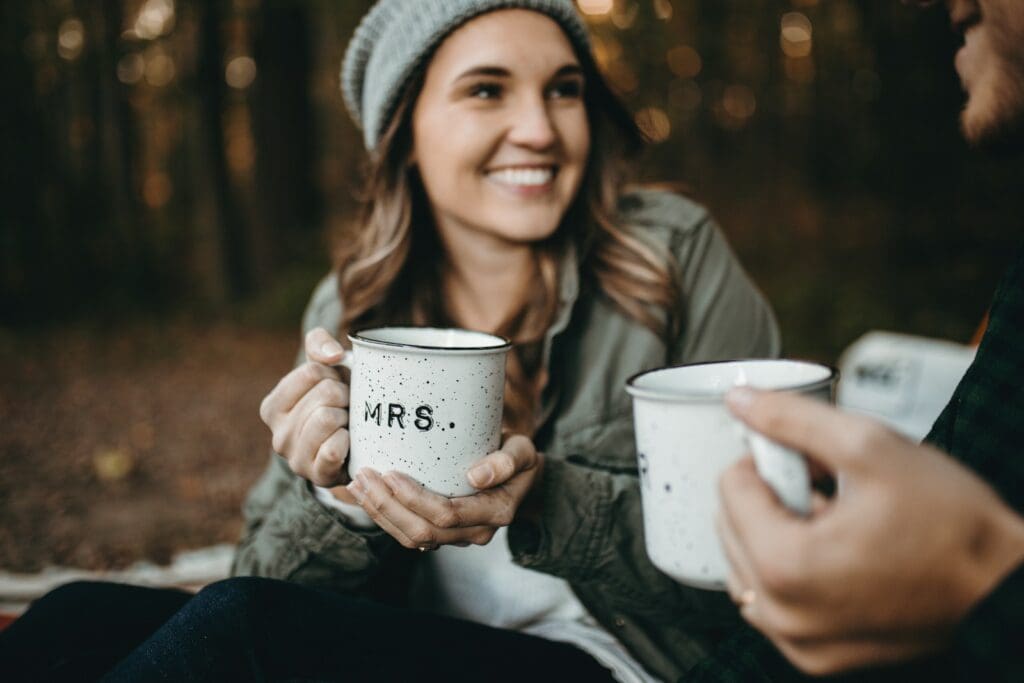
232, 190, 781, 681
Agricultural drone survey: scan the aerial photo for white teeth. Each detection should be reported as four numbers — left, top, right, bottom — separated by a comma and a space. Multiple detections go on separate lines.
487, 167, 554, 187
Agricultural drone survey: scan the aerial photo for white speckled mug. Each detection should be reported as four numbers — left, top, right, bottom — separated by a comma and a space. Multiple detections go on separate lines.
625, 360, 837, 590
342, 327, 511, 498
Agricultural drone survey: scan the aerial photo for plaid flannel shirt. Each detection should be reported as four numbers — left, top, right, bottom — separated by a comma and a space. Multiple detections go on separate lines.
683, 247, 1024, 682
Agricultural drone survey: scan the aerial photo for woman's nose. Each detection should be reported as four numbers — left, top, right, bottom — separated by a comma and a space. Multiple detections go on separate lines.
506, 96, 558, 150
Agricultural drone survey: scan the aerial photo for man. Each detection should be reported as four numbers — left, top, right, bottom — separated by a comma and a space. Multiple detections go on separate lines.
705, 0, 1024, 679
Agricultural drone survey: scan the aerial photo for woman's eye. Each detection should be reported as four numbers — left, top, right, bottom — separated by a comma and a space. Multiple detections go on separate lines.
549, 80, 583, 99
469, 83, 502, 100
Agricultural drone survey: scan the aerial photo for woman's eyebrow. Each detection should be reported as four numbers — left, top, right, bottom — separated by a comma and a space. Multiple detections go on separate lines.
451, 62, 583, 84
453, 65, 511, 83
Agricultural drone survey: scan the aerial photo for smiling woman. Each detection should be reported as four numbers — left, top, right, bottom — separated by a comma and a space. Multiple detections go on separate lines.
0, 1, 780, 681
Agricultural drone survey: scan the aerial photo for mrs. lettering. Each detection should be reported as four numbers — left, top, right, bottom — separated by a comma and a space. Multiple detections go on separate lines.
364, 402, 435, 431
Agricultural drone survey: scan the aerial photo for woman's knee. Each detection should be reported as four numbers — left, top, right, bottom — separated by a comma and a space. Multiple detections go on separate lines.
189, 576, 281, 621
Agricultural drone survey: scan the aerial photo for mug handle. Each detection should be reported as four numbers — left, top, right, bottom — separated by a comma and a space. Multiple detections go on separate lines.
337, 349, 356, 372
743, 428, 811, 516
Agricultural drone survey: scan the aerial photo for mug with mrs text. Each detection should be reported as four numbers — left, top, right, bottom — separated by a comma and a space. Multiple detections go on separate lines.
341, 327, 511, 498
626, 359, 838, 590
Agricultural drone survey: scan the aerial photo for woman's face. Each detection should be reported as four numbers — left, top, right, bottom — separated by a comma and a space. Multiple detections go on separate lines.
411, 9, 590, 248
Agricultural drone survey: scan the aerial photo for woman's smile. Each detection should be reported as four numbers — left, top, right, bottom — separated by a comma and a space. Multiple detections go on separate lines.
484, 164, 559, 197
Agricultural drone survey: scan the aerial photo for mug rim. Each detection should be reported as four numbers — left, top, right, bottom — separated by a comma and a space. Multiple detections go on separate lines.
625, 358, 839, 403
349, 326, 513, 354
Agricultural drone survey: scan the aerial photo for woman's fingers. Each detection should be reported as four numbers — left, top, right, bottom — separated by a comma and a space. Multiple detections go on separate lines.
260, 362, 340, 429
467, 434, 538, 489
348, 470, 498, 548
271, 376, 349, 458
380, 471, 515, 530
312, 427, 351, 486
305, 327, 346, 365
347, 475, 417, 548
292, 406, 349, 485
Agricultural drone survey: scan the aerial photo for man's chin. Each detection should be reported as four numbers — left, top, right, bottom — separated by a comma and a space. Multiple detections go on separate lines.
962, 109, 1024, 157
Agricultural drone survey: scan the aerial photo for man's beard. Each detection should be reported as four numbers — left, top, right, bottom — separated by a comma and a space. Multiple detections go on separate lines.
962, 24, 1024, 156
965, 109, 1024, 157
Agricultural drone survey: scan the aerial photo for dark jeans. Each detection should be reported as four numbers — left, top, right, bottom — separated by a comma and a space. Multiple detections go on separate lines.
0, 577, 617, 682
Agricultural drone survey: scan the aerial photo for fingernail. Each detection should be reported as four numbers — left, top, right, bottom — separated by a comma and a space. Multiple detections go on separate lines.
468, 464, 493, 488
726, 387, 756, 415
347, 479, 365, 502
321, 341, 343, 357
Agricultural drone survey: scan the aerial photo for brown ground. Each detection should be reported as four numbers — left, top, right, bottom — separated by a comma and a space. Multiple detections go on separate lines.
0, 322, 299, 572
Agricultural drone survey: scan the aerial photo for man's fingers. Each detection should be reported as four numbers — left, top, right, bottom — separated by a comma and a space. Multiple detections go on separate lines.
726, 388, 902, 473
467, 434, 537, 489
716, 512, 760, 610
305, 327, 346, 365
719, 457, 808, 600
768, 633, 939, 678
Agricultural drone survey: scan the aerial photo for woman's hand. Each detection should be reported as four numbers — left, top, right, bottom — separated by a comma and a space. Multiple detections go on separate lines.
717, 387, 1024, 676
259, 327, 352, 488
345, 434, 544, 550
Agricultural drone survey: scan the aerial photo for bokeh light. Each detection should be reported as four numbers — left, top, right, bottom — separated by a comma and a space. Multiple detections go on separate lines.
578, 0, 614, 16
144, 47, 176, 87
135, 0, 176, 40
666, 45, 702, 79
780, 12, 813, 59
722, 85, 757, 120
57, 19, 85, 61
117, 53, 146, 85
226, 56, 257, 89
611, 3, 638, 30
634, 106, 671, 143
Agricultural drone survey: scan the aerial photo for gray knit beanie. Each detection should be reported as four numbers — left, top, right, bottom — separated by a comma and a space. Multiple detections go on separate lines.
342, 0, 592, 151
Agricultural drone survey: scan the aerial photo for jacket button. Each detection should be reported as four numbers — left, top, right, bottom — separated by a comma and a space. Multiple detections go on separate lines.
614, 617, 626, 628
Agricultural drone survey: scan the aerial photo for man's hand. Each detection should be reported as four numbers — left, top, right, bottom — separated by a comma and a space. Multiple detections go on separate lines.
717, 388, 1024, 675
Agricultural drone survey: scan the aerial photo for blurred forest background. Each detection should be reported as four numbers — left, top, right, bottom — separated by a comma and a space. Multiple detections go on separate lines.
3, 0, 1024, 572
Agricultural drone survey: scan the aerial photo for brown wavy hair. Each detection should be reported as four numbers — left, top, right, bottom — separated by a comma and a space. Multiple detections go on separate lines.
335, 50, 681, 436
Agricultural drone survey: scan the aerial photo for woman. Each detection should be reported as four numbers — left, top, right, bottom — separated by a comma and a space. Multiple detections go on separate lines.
0, 1, 779, 681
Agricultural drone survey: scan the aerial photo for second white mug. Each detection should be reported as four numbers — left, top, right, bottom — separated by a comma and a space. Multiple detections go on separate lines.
626, 359, 838, 590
